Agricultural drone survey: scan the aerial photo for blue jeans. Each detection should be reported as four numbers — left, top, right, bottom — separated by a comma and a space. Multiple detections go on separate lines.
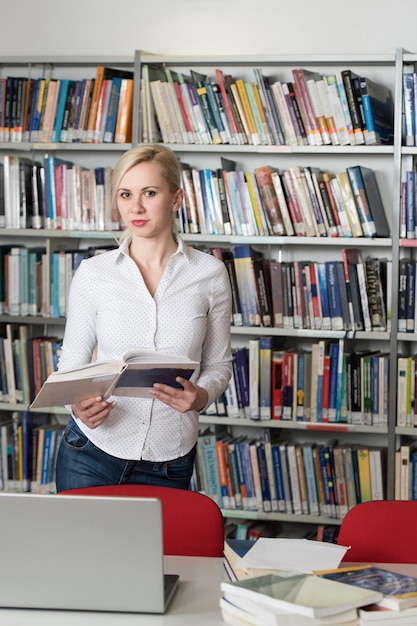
55, 418, 196, 492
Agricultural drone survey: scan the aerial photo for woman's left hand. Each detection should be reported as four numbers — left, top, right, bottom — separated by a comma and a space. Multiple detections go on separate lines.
149, 378, 208, 413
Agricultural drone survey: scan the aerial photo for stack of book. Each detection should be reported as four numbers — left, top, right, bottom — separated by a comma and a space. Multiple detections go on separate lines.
141, 64, 395, 147
221, 572, 379, 626
0, 66, 134, 145
221, 568, 417, 625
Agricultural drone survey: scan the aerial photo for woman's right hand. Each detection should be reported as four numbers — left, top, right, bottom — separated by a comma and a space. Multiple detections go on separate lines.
71, 396, 116, 429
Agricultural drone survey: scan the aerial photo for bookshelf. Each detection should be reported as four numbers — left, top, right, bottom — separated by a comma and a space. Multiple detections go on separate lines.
0, 48, 411, 531
0, 55, 136, 492
134, 48, 403, 530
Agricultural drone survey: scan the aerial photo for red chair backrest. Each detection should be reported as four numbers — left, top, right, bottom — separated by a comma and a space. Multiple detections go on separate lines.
59, 484, 224, 557
337, 500, 417, 563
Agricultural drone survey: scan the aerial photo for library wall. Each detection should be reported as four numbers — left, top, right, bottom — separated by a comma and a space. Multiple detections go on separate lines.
0, 0, 415, 57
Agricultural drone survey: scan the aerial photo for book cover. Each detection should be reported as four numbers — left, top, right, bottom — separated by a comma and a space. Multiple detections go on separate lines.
325, 261, 344, 331
317, 565, 417, 611
30, 350, 199, 408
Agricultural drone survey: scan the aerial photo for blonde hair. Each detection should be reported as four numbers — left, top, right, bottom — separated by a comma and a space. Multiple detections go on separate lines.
112, 144, 182, 242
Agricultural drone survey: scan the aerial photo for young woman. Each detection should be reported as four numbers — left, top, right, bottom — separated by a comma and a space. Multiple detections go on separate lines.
55, 144, 232, 491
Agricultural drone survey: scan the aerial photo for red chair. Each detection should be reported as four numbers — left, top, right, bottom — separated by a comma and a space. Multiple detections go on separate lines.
59, 484, 224, 557
337, 500, 417, 563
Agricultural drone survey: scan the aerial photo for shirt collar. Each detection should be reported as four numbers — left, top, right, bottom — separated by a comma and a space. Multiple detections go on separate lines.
117, 233, 190, 262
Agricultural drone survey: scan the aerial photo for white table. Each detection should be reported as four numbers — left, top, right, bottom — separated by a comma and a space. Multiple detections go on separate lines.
0, 556, 226, 626
0, 559, 415, 625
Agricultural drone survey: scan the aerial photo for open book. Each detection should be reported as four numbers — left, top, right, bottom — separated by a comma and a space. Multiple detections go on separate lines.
30, 350, 199, 409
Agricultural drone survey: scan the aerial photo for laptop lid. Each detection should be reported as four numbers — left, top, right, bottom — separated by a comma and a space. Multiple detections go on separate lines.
0, 492, 179, 613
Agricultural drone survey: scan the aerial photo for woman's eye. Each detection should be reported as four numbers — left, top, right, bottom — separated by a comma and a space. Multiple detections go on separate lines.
120, 192, 130, 199
145, 190, 156, 197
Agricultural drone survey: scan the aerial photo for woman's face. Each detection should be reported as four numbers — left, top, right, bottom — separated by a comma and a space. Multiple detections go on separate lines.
116, 161, 182, 239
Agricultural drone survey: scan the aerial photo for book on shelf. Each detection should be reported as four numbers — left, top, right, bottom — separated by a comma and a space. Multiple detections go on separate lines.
253, 69, 285, 146
245, 170, 271, 236
269, 170, 294, 236
364, 257, 388, 331
163, 66, 192, 144
215, 68, 244, 145
359, 76, 394, 146
324, 74, 350, 146
327, 174, 353, 238
85, 65, 134, 143
335, 171, 363, 237
301, 167, 328, 237
315, 172, 339, 237
244, 81, 271, 145
325, 261, 346, 331
39, 78, 59, 143
252, 258, 273, 327
254, 165, 286, 236
402, 71, 416, 147
280, 169, 307, 237
306, 77, 332, 145
282, 81, 307, 146
314, 78, 339, 147
341, 70, 365, 145
248, 338, 260, 420
189, 69, 223, 145
30, 350, 199, 408
114, 78, 133, 143
292, 68, 324, 146
197, 428, 222, 506
348, 165, 390, 238
316, 565, 417, 611
51, 79, 72, 143
58, 80, 77, 142
288, 166, 319, 237
221, 572, 382, 619
233, 347, 250, 418
233, 245, 263, 326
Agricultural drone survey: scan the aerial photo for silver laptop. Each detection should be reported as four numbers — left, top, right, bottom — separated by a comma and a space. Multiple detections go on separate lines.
0, 492, 179, 613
